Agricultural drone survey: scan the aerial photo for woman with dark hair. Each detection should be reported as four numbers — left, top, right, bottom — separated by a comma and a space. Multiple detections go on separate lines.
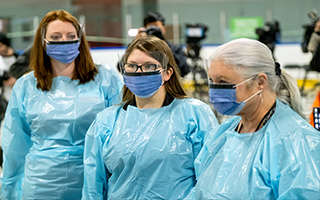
1, 10, 123, 200
82, 36, 218, 199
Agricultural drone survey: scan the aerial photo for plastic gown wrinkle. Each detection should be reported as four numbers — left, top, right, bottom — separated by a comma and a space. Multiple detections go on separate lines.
1, 64, 123, 200
190, 99, 320, 200
82, 98, 219, 200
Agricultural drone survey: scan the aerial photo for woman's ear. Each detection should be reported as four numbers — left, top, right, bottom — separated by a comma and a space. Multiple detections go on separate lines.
163, 67, 173, 82
257, 73, 268, 89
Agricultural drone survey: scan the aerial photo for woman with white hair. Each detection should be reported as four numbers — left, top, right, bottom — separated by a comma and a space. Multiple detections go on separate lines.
187, 38, 320, 199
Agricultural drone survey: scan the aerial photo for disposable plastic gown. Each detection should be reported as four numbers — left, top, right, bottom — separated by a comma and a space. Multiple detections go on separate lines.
188, 99, 320, 200
1, 64, 123, 200
82, 98, 219, 200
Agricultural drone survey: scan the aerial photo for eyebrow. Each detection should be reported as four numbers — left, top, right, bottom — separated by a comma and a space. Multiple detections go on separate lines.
211, 75, 231, 83
67, 31, 77, 34
126, 61, 157, 64
49, 31, 77, 35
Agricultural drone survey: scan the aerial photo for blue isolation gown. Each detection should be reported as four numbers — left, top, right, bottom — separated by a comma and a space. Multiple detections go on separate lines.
1, 64, 124, 200
187, 99, 320, 200
82, 98, 219, 200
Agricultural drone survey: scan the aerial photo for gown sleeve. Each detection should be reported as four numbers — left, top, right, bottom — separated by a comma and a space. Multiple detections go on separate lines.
1, 78, 32, 200
98, 64, 123, 107
82, 110, 114, 200
186, 100, 219, 159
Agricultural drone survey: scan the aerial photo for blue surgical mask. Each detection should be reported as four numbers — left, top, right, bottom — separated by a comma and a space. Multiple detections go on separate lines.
209, 78, 262, 115
123, 70, 164, 98
44, 39, 80, 63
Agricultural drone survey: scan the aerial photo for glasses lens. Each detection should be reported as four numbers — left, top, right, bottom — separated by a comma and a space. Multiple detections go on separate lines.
124, 63, 161, 72
142, 64, 158, 72
124, 63, 137, 72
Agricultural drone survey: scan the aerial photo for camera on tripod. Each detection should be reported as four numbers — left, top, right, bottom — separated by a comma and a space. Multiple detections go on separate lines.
255, 20, 280, 54
145, 25, 164, 40
185, 23, 208, 59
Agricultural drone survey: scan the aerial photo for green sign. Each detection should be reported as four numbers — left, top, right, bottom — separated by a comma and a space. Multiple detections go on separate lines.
230, 17, 263, 39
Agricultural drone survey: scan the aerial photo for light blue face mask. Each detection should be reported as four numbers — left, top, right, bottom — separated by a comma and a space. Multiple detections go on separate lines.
209, 77, 262, 115
44, 39, 80, 63
123, 70, 164, 98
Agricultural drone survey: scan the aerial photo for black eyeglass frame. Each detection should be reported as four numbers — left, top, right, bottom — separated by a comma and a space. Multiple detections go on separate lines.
123, 63, 163, 73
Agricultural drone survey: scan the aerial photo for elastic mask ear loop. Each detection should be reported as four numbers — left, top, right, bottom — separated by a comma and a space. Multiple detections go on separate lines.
260, 92, 263, 103
160, 69, 166, 86
243, 90, 262, 103
233, 76, 262, 103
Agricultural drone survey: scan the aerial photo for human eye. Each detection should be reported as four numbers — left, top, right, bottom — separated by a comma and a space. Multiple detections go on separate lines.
219, 80, 229, 84
209, 78, 214, 84
211, 77, 229, 84
142, 64, 158, 72
68, 34, 77, 40
124, 63, 137, 72
50, 34, 61, 41
146, 64, 157, 70
127, 63, 137, 68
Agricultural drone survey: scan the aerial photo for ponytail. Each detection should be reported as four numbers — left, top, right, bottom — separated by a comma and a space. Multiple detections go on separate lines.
276, 69, 308, 120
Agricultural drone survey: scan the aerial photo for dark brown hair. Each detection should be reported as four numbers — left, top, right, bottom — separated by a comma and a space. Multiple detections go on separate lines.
121, 36, 187, 104
30, 10, 97, 91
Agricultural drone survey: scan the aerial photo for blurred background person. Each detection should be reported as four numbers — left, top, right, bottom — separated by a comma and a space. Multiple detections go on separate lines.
5, 45, 32, 88
82, 36, 218, 199
308, 18, 320, 55
0, 44, 31, 175
1, 9, 123, 200
135, 11, 190, 77
0, 33, 18, 74
0, 33, 19, 101
187, 38, 320, 199
301, 11, 319, 53
307, 18, 320, 74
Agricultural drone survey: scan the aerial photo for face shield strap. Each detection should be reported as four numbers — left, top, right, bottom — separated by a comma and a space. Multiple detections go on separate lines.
233, 76, 256, 88
123, 69, 164, 77
147, 51, 169, 71
209, 83, 235, 89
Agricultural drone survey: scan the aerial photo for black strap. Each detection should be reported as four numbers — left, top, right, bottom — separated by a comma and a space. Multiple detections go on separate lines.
236, 101, 276, 133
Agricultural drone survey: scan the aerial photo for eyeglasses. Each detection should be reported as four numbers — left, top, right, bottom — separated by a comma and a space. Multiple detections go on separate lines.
123, 63, 162, 72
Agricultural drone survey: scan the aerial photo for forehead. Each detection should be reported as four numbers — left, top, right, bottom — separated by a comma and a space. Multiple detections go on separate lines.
146, 21, 164, 28
127, 49, 161, 64
208, 60, 241, 82
46, 19, 76, 34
